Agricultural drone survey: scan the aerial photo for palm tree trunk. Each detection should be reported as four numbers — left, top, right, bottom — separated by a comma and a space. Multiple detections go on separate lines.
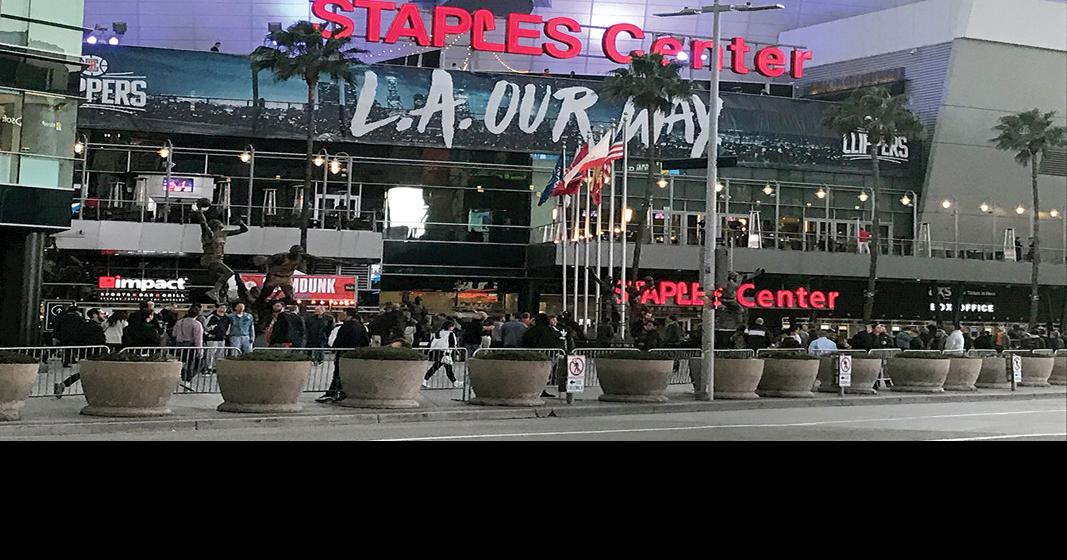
863, 146, 881, 323
301, 80, 316, 248
1029, 153, 1042, 329
628, 107, 656, 298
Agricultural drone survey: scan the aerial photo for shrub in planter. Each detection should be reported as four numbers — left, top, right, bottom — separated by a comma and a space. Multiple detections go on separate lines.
1011, 352, 1056, 387
596, 352, 675, 403
216, 350, 311, 414
886, 352, 951, 393
79, 352, 181, 417
816, 353, 881, 395
688, 356, 764, 400
757, 354, 819, 398
469, 350, 553, 407
338, 346, 428, 409
0, 351, 39, 421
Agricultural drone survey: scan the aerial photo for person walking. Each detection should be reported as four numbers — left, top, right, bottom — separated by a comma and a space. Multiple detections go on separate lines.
317, 308, 369, 403
203, 304, 231, 374
228, 302, 255, 354
304, 306, 335, 363
102, 310, 128, 352
500, 312, 529, 348
171, 306, 203, 390
424, 321, 461, 388
53, 309, 107, 398
523, 314, 563, 398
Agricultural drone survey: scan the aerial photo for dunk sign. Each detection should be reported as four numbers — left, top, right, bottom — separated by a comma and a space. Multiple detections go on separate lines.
312, 1, 814, 78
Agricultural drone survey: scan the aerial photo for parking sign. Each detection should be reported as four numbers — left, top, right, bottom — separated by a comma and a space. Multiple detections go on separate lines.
566, 355, 586, 393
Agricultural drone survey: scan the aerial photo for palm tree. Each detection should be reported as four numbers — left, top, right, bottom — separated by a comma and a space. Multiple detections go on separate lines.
822, 87, 921, 322
991, 109, 1067, 329
251, 21, 365, 247
604, 53, 692, 318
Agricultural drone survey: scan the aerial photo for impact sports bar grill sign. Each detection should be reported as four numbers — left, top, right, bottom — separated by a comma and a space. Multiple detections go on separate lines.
312, 1, 815, 78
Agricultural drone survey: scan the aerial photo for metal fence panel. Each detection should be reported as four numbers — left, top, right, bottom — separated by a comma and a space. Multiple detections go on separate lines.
122, 346, 241, 393
13, 346, 111, 398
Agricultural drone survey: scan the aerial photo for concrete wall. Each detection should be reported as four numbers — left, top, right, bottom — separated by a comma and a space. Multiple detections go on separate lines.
922, 38, 1067, 254
52, 220, 383, 260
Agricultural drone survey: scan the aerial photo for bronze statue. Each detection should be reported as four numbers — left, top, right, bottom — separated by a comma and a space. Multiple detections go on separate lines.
251, 245, 346, 307
194, 203, 248, 304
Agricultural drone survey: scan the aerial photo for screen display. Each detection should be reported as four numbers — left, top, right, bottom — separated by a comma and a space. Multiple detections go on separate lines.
164, 177, 194, 193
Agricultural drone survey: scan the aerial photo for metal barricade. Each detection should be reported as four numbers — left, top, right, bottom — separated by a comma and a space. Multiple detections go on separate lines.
962, 349, 998, 359
413, 347, 469, 391
1056, 349, 1066, 357
304, 347, 469, 395
868, 348, 902, 389
649, 348, 704, 385
12, 346, 111, 398
468, 348, 564, 400
756, 348, 807, 357
300, 348, 352, 393
573, 347, 638, 387
122, 346, 240, 393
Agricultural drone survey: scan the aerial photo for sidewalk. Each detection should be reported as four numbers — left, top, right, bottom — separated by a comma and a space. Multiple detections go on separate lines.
3, 385, 1064, 437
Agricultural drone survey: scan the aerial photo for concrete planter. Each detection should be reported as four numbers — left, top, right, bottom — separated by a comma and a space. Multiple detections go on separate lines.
886, 358, 950, 393
216, 360, 311, 413
816, 357, 881, 395
976, 357, 1010, 389
944, 358, 983, 392
686, 358, 764, 400
596, 359, 674, 403
80, 360, 181, 417
757, 359, 819, 398
1019, 357, 1055, 387
337, 358, 427, 409
1050, 357, 1066, 386
0, 363, 38, 421
468, 359, 552, 407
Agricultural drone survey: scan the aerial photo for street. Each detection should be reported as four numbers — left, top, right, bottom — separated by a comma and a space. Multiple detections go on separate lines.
8, 399, 1064, 441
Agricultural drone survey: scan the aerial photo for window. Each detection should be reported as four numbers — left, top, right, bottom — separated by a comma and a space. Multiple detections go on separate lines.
19, 92, 75, 157
1, 0, 83, 55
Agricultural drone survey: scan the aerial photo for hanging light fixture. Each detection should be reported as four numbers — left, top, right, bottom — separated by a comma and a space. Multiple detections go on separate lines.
858, 191, 869, 203
158, 145, 171, 158
763, 184, 774, 196
1051, 209, 1061, 218
312, 153, 326, 167
1016, 205, 1026, 215
815, 188, 827, 199
239, 151, 252, 163
715, 182, 724, 193
979, 202, 991, 213
941, 199, 953, 209
657, 178, 669, 189
476, 185, 484, 193
329, 159, 343, 175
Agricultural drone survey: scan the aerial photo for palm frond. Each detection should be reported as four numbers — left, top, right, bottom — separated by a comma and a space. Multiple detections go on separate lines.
991, 108, 1066, 167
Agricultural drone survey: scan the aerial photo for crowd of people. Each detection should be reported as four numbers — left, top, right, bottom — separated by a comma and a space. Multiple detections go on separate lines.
719, 319, 1066, 355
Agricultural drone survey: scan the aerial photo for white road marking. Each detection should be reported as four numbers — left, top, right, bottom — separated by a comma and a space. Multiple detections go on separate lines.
372, 409, 1067, 441
928, 433, 1067, 441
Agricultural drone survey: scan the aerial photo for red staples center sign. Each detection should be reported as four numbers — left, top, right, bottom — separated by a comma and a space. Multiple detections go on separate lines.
616, 281, 841, 310
312, 1, 814, 79
242, 274, 358, 302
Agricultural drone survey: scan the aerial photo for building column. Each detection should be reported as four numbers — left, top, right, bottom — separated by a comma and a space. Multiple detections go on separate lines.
0, 231, 46, 346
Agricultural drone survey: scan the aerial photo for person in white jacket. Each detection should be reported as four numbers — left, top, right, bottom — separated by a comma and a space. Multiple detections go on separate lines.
102, 310, 128, 351
424, 322, 462, 389
944, 324, 966, 352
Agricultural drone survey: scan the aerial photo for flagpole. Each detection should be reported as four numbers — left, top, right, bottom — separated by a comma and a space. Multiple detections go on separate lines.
608, 157, 616, 323
595, 170, 603, 332
572, 172, 580, 317
583, 171, 591, 336
561, 147, 568, 315
620, 134, 629, 341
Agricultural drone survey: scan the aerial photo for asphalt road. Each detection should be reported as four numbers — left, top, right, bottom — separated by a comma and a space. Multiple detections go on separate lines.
9, 399, 1066, 441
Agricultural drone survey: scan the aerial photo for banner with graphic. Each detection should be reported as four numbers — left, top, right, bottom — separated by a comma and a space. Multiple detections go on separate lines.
76, 45, 917, 171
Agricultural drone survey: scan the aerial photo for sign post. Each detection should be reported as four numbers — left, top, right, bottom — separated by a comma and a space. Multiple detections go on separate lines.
1010, 354, 1022, 392
836, 354, 852, 397
565, 355, 586, 404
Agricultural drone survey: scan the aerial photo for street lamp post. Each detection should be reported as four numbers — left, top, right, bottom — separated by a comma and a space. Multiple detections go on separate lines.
656, 0, 784, 401
74, 134, 89, 219
900, 191, 917, 255
980, 200, 996, 253
240, 144, 255, 225
160, 139, 174, 222
941, 197, 958, 256
816, 186, 830, 252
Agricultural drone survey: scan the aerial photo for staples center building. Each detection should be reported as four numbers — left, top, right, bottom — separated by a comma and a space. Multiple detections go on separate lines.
46, 0, 1065, 335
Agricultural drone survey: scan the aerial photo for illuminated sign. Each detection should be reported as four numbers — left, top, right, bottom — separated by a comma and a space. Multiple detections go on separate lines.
842, 130, 909, 164
311, 1, 814, 79
241, 274, 358, 304
80, 55, 148, 114
98, 276, 188, 291
616, 281, 840, 310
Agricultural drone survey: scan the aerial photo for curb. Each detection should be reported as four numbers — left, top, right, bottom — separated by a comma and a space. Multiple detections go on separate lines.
2, 390, 1064, 438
